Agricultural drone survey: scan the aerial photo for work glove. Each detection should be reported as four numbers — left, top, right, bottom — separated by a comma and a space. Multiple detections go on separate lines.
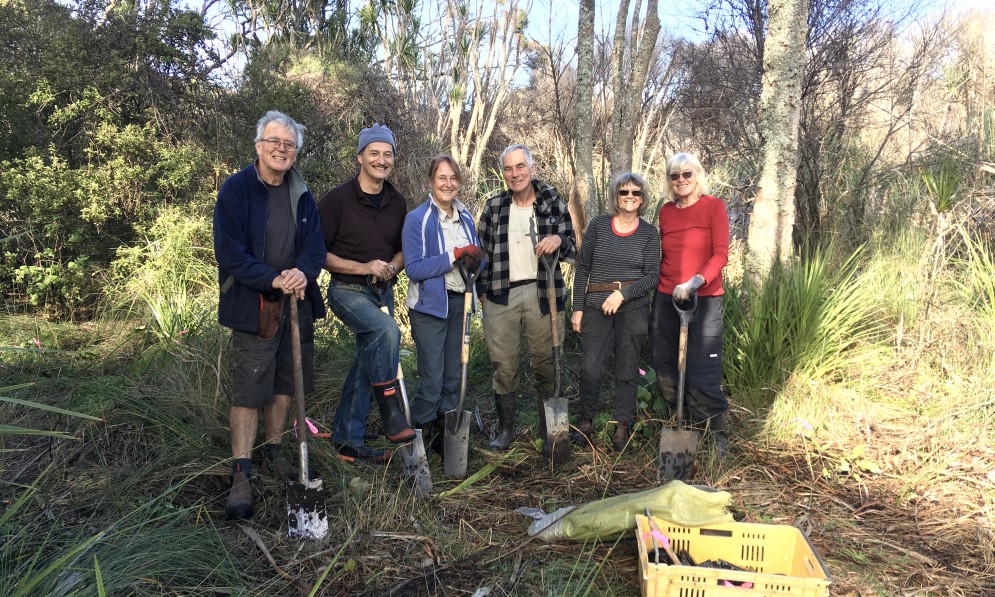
672, 275, 704, 301
454, 245, 484, 269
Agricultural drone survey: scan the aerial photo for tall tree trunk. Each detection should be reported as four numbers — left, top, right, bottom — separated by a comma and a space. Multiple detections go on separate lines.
745, 0, 809, 284
571, 0, 596, 243
608, 0, 660, 174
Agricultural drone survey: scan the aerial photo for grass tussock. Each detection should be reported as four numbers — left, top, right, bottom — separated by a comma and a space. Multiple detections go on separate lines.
724, 245, 891, 413
2, 200, 995, 595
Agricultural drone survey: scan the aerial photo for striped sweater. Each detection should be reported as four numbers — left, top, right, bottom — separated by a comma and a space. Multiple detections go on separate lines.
571, 214, 661, 313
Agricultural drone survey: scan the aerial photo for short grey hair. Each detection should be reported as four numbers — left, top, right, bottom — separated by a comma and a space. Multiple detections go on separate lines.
499, 144, 534, 169
255, 110, 305, 149
664, 152, 708, 203
609, 171, 649, 216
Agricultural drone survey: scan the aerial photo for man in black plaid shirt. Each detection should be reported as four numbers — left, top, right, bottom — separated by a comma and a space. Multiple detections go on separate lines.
476, 144, 576, 451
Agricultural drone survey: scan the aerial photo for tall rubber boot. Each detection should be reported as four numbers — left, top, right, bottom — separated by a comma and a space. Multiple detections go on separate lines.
709, 413, 729, 459
488, 393, 516, 450
373, 380, 415, 443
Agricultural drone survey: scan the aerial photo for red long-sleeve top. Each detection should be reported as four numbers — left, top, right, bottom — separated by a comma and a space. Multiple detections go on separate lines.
656, 194, 729, 297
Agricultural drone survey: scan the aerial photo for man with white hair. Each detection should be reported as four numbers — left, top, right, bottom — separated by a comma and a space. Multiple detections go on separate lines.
476, 144, 576, 453
213, 110, 326, 519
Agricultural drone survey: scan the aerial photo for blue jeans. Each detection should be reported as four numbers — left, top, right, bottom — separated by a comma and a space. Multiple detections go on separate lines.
327, 281, 401, 448
409, 294, 464, 426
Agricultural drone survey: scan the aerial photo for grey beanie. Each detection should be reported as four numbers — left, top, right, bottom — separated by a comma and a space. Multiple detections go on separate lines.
357, 123, 396, 155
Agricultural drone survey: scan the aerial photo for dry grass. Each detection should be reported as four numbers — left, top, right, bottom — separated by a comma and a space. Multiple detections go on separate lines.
2, 318, 993, 595
2, 211, 994, 595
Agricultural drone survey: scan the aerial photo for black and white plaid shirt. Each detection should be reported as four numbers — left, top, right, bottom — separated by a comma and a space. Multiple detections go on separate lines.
476, 179, 576, 314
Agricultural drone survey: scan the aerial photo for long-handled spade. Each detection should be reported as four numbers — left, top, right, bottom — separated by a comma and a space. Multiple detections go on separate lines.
286, 296, 328, 540
366, 277, 433, 497
657, 293, 700, 483
443, 258, 481, 478
538, 250, 570, 468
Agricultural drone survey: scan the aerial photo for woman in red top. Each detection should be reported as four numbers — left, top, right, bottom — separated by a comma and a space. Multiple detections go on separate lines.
650, 153, 730, 455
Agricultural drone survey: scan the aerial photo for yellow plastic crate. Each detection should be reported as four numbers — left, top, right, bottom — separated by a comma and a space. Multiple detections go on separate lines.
636, 515, 831, 597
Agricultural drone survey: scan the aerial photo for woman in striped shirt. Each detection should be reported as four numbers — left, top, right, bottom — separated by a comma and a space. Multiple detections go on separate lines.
570, 172, 661, 453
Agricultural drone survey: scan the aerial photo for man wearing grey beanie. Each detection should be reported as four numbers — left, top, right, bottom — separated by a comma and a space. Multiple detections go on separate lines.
318, 123, 413, 464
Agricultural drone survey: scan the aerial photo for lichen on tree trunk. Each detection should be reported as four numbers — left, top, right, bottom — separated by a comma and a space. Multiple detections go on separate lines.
746, 0, 809, 285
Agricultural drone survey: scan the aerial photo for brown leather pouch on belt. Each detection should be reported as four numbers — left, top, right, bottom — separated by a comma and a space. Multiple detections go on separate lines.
257, 292, 286, 340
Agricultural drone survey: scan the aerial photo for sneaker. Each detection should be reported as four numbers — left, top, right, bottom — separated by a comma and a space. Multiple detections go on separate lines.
336, 443, 393, 465
225, 471, 253, 519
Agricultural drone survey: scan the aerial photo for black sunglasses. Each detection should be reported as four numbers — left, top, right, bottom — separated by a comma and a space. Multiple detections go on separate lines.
618, 189, 643, 197
669, 171, 694, 181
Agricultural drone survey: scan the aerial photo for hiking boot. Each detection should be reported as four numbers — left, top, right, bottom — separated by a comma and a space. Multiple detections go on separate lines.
336, 443, 393, 465
656, 377, 677, 416
488, 393, 516, 451
373, 380, 415, 443
571, 416, 594, 447
225, 470, 253, 520
613, 421, 633, 454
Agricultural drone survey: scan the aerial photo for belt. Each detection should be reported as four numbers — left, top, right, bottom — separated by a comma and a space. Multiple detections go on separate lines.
508, 279, 535, 289
587, 280, 636, 293
446, 289, 465, 297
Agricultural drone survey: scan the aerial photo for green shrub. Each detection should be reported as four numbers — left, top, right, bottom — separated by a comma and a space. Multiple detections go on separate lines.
109, 206, 216, 348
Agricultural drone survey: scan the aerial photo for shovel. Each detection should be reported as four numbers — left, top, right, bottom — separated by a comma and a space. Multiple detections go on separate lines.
538, 250, 571, 468
367, 277, 433, 497
286, 296, 328, 540
657, 293, 700, 483
443, 258, 481, 478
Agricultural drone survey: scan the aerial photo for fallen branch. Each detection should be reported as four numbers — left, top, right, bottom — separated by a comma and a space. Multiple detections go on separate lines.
238, 523, 308, 592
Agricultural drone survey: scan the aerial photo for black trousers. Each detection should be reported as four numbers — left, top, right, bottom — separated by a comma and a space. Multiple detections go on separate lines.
649, 293, 727, 422
577, 303, 649, 424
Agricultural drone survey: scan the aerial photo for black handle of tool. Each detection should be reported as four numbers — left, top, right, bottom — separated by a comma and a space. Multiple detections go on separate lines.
366, 275, 389, 308
671, 293, 697, 431
289, 296, 308, 486
540, 249, 562, 398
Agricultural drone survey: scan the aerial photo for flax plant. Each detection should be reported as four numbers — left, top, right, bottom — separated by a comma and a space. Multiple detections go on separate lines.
724, 246, 889, 412
3, 495, 247, 596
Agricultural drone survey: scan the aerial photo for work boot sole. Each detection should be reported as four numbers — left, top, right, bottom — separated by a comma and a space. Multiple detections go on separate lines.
336, 444, 393, 465
385, 429, 416, 443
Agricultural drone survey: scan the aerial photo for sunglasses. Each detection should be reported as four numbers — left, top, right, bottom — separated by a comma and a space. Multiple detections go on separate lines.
618, 189, 643, 197
669, 171, 694, 181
